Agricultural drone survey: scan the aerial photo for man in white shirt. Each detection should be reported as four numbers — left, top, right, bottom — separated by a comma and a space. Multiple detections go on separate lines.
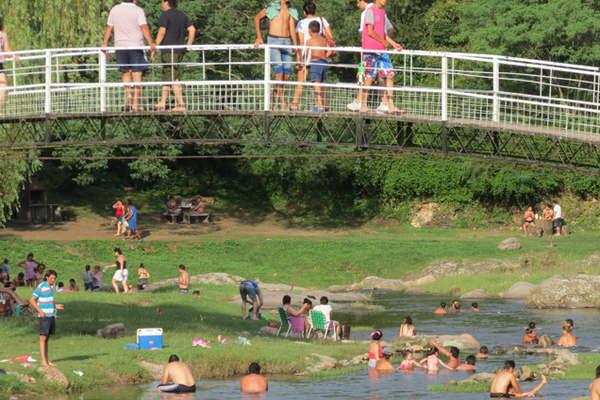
553, 203, 563, 235
102, 0, 156, 112
313, 296, 341, 340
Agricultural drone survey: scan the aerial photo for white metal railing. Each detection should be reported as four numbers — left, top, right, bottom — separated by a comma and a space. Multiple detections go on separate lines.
0, 44, 599, 142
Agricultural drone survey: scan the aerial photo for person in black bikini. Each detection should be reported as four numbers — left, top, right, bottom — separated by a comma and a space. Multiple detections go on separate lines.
158, 354, 196, 393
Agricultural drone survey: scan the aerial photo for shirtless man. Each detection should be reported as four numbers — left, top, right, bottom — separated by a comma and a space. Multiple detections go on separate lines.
240, 362, 268, 393
434, 302, 448, 315
431, 340, 461, 369
254, 0, 301, 109
522, 207, 535, 234
558, 319, 577, 347
490, 360, 547, 398
456, 355, 477, 372
176, 264, 189, 294
157, 354, 196, 394
375, 349, 395, 372
590, 365, 600, 400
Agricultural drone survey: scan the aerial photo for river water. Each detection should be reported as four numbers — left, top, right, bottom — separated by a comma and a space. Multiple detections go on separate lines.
83, 295, 600, 399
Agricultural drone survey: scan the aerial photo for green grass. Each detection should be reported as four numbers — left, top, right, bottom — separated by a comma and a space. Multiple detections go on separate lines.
561, 354, 600, 381
428, 381, 489, 392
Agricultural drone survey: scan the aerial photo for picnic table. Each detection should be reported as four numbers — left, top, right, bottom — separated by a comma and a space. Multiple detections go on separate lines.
164, 197, 213, 224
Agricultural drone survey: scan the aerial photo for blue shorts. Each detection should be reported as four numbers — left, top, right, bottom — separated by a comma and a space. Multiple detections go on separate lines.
310, 59, 328, 83
268, 36, 293, 76
364, 53, 394, 79
128, 218, 137, 232
116, 50, 149, 73
240, 281, 259, 301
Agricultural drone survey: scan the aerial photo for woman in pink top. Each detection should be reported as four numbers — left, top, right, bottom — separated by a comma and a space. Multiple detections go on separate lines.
398, 349, 423, 371
18, 252, 38, 287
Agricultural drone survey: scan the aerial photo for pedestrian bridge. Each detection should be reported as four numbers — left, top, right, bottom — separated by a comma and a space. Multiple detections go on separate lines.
1, 44, 599, 169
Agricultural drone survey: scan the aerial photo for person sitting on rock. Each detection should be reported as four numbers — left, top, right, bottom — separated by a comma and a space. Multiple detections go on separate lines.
240, 362, 268, 393
375, 348, 395, 372
558, 319, 577, 347
476, 346, 489, 360
456, 355, 477, 372
157, 354, 196, 394
434, 302, 448, 315
399, 315, 416, 337
490, 360, 547, 398
590, 365, 600, 400
431, 340, 461, 369
523, 328, 539, 345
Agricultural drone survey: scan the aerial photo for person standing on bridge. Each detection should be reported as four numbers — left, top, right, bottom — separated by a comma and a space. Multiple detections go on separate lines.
102, 0, 157, 112
0, 18, 19, 116
153, 0, 196, 112
254, 0, 301, 110
358, 0, 403, 114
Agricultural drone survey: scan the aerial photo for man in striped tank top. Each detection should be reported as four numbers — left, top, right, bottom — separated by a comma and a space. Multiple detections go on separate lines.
29, 270, 64, 367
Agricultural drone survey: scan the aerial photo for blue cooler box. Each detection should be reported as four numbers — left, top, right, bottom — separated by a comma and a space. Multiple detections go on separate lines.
137, 328, 163, 350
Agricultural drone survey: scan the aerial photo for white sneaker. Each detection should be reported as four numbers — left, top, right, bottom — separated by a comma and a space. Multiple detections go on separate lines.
346, 99, 361, 112
376, 103, 389, 114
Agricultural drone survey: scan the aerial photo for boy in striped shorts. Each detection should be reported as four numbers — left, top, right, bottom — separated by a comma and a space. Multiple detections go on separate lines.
29, 270, 64, 367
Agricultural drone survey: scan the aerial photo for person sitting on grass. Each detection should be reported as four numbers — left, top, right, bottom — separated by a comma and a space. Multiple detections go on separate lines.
456, 355, 477, 372
137, 263, 150, 290
92, 266, 102, 291
83, 265, 94, 291
399, 315, 416, 337
476, 346, 489, 360
590, 365, 600, 400
176, 264, 189, 294
157, 354, 196, 394
13, 272, 25, 287
305, 20, 333, 113
434, 302, 447, 315
56, 282, 65, 293
313, 296, 341, 340
68, 279, 79, 292
240, 362, 268, 393
558, 319, 577, 347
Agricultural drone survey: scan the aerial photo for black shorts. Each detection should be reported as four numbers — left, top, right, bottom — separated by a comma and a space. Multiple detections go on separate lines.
39, 317, 56, 337
158, 383, 196, 393
490, 394, 514, 398
115, 50, 149, 73
552, 218, 563, 230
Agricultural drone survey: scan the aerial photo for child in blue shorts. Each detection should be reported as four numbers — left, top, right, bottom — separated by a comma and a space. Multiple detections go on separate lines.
306, 21, 333, 112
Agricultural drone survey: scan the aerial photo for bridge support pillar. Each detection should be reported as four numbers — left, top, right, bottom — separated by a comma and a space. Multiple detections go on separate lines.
396, 121, 413, 147
440, 122, 448, 154
355, 118, 366, 149
491, 131, 500, 155
262, 113, 271, 142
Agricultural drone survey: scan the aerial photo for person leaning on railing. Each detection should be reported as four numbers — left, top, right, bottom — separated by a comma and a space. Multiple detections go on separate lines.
151, 0, 196, 112
0, 18, 19, 116
101, 0, 157, 112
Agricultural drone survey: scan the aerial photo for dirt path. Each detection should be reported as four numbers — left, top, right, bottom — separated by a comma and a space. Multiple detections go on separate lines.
0, 213, 367, 241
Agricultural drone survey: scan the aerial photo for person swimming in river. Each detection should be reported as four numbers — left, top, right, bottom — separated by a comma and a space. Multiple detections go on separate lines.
420, 346, 453, 373
456, 355, 477, 372
558, 319, 577, 347
471, 302, 480, 312
434, 302, 448, 315
398, 349, 423, 371
399, 316, 416, 337
523, 328, 539, 345
490, 360, 547, 398
431, 340, 461, 369
368, 330, 384, 369
157, 354, 196, 394
477, 346, 489, 360
375, 348, 395, 372
450, 300, 461, 312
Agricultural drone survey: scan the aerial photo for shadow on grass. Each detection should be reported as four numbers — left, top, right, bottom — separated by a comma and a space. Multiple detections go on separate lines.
53, 353, 108, 362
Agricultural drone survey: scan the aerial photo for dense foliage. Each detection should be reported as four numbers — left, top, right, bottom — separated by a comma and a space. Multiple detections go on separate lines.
0, 0, 599, 222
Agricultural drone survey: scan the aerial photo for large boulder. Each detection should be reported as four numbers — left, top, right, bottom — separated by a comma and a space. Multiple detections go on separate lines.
97, 323, 126, 339
461, 289, 488, 299
411, 203, 441, 228
504, 282, 537, 300
305, 354, 337, 373
529, 275, 600, 308
358, 276, 406, 291
537, 335, 553, 348
497, 237, 522, 250
437, 333, 480, 350
39, 366, 69, 387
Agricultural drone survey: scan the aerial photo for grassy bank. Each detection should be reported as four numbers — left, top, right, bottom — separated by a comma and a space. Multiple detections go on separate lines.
1, 229, 599, 292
